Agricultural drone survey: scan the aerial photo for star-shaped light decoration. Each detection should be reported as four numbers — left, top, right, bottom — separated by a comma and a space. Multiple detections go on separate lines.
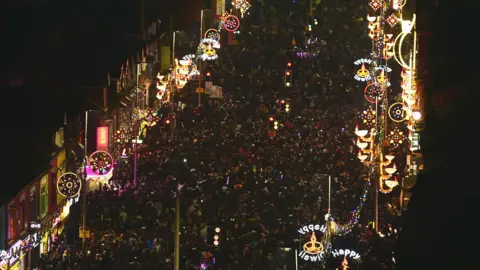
387, 126, 406, 146
138, 108, 160, 127
114, 127, 131, 144
235, 0, 251, 18
369, 0, 382, 11
361, 107, 376, 128
386, 14, 399, 27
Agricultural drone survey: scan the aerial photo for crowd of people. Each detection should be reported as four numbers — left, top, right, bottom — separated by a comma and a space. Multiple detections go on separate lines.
38, 0, 403, 269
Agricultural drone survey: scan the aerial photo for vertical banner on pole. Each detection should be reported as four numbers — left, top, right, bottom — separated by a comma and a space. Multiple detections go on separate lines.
96, 127, 109, 152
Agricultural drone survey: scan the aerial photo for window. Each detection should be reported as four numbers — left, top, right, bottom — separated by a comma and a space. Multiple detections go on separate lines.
40, 184, 48, 215
30, 192, 38, 222
18, 203, 24, 232
8, 207, 15, 241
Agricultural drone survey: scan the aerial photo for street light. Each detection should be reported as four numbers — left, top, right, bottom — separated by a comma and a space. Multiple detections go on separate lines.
82, 109, 101, 248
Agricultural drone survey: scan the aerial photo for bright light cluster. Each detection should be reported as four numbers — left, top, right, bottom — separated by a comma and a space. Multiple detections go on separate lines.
200, 38, 221, 61
353, 0, 418, 197
233, 0, 251, 18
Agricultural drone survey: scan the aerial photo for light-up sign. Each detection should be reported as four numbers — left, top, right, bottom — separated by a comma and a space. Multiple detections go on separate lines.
298, 224, 327, 262
120, 147, 130, 158
29, 222, 41, 230
331, 249, 361, 260
353, 58, 372, 65
96, 127, 109, 151
354, 58, 372, 82
0, 239, 23, 265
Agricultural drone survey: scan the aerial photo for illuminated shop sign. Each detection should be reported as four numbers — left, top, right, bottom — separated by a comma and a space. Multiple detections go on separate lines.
331, 249, 361, 260
297, 224, 327, 262
0, 239, 22, 265
29, 222, 41, 230
120, 146, 130, 159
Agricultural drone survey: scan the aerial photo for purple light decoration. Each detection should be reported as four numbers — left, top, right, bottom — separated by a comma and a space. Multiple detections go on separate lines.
227, 176, 230, 185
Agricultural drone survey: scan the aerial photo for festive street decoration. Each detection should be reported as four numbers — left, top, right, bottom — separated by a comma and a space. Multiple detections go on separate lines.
369, 0, 382, 11
199, 38, 221, 61
56, 172, 82, 198
387, 126, 406, 146
331, 249, 361, 260
204, 28, 220, 41
364, 83, 384, 103
361, 107, 376, 127
298, 224, 327, 262
388, 102, 407, 122
138, 108, 160, 127
386, 14, 399, 27
223, 15, 240, 32
88, 151, 114, 176
114, 127, 131, 144
353, 59, 372, 82
234, 0, 251, 17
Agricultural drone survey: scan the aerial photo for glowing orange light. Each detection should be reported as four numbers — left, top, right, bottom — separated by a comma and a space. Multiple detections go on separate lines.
286, 71, 291, 76
269, 117, 274, 121
96, 127, 108, 151
280, 100, 285, 104
165, 119, 171, 124
287, 62, 292, 67
206, 72, 211, 76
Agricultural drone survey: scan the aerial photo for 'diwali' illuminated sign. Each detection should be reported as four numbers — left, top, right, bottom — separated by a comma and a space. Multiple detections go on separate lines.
332, 249, 361, 260
298, 224, 327, 262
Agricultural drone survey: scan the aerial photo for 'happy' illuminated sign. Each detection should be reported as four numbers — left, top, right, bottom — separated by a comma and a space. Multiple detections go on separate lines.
332, 249, 361, 260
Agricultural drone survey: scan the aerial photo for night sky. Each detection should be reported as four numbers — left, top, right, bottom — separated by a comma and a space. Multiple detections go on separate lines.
2, 0, 199, 204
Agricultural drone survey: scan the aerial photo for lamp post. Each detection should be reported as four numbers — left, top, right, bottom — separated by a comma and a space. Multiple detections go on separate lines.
174, 193, 180, 270
82, 109, 100, 249
198, 9, 205, 107
131, 136, 143, 187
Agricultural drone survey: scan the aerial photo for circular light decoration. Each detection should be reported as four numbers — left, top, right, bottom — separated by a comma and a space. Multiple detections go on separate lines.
57, 172, 82, 198
204, 28, 220, 41
353, 59, 372, 82
388, 102, 407, 122
114, 127, 131, 144
387, 126, 406, 146
361, 108, 376, 127
364, 83, 384, 103
223, 15, 240, 32
88, 151, 114, 175
200, 38, 221, 61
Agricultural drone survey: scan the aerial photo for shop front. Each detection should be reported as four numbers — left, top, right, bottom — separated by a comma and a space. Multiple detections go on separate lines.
0, 238, 24, 270
39, 216, 53, 256
52, 198, 75, 237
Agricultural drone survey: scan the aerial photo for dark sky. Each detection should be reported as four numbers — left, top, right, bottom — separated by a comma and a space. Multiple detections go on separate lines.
1, 0, 198, 203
